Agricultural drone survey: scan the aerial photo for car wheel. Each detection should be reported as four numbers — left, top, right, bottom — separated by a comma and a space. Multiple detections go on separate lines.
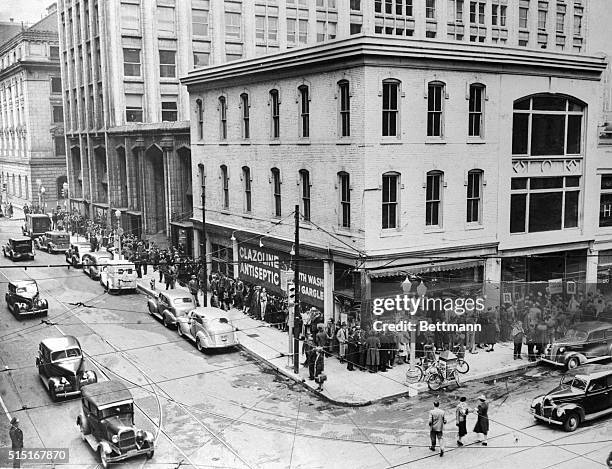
147, 450, 154, 460
13, 305, 19, 317
163, 315, 169, 328
177, 325, 184, 337
563, 412, 580, 432
566, 357, 580, 370
49, 383, 58, 402
196, 337, 204, 352
79, 420, 90, 440
98, 447, 109, 469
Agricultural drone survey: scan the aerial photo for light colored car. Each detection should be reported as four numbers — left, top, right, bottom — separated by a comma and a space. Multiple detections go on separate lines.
66, 243, 91, 267
147, 290, 194, 328
82, 252, 113, 280
177, 307, 238, 352
99, 259, 137, 294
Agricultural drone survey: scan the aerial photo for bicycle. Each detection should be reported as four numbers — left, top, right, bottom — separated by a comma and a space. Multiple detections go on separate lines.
405, 357, 462, 390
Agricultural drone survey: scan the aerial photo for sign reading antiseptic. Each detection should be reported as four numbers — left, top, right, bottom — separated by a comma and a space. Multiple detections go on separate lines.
237, 244, 324, 308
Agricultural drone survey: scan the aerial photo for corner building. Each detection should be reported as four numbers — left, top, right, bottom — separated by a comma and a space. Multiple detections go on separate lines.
0, 11, 66, 210
182, 35, 608, 323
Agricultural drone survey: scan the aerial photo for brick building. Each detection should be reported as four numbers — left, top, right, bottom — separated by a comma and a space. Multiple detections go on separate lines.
0, 9, 66, 212
182, 35, 608, 323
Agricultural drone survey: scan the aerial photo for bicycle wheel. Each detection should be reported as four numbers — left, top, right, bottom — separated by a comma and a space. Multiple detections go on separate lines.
427, 373, 444, 391
456, 359, 470, 374
453, 370, 462, 387
405, 365, 424, 384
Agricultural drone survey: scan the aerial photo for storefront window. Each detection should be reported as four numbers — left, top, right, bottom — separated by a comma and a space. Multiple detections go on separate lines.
211, 243, 234, 277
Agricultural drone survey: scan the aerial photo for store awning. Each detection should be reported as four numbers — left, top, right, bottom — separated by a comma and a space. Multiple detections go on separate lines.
369, 259, 484, 278
170, 220, 193, 229
125, 210, 142, 216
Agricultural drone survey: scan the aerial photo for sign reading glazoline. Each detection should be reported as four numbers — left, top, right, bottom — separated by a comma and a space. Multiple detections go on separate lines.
237, 244, 324, 309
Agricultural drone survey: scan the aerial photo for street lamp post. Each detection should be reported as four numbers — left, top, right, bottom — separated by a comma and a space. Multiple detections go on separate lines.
115, 209, 122, 260
40, 186, 46, 214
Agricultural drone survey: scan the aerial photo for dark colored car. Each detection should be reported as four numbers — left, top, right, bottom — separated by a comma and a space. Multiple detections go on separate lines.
542, 321, 612, 370
2, 237, 35, 261
531, 364, 612, 432
147, 290, 194, 328
36, 336, 97, 401
66, 243, 91, 267
77, 380, 154, 468
5, 280, 48, 318
35, 231, 71, 254
22, 213, 52, 238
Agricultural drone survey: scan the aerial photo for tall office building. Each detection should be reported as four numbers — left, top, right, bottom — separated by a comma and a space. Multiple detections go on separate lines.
0, 7, 65, 211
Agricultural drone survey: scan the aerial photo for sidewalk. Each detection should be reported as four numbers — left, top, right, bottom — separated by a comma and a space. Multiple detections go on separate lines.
136, 271, 538, 406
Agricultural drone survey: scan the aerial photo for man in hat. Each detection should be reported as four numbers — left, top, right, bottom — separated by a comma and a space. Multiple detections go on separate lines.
428, 401, 447, 457
336, 322, 348, 363
473, 395, 489, 446
9, 416, 23, 468
188, 275, 200, 306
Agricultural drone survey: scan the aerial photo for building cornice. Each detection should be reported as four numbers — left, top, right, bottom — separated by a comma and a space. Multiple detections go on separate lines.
106, 121, 190, 136
181, 36, 608, 89
0, 30, 58, 56
0, 59, 60, 81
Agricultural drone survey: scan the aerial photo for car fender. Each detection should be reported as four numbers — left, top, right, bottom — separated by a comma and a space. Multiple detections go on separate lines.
196, 330, 209, 347
147, 300, 157, 313
556, 403, 586, 421
564, 352, 587, 365
163, 309, 176, 322
98, 440, 112, 455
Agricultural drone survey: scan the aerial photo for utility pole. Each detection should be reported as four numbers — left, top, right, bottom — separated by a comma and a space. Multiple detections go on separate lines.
200, 184, 207, 307
293, 205, 300, 374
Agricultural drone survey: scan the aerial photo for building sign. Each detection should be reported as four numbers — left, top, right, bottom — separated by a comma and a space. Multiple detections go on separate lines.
548, 278, 563, 295
237, 244, 324, 308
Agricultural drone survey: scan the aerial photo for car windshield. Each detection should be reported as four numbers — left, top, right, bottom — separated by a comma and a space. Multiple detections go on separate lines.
561, 375, 588, 390
175, 298, 193, 304
51, 348, 82, 362
99, 403, 133, 419
15, 284, 37, 295
52, 235, 69, 242
562, 329, 588, 341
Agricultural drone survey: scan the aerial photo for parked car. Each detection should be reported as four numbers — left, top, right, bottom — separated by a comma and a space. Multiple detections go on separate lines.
99, 259, 137, 294
34, 230, 70, 254
147, 290, 194, 328
82, 252, 113, 280
2, 237, 35, 261
542, 321, 612, 370
22, 213, 52, 238
177, 307, 238, 352
531, 364, 612, 432
36, 336, 97, 401
66, 243, 91, 267
5, 280, 48, 318
76, 380, 154, 468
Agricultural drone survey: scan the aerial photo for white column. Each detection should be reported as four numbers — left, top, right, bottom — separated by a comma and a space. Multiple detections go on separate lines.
484, 257, 502, 310
324, 260, 334, 322
232, 236, 239, 279
193, 227, 201, 258
586, 248, 598, 293
206, 235, 213, 276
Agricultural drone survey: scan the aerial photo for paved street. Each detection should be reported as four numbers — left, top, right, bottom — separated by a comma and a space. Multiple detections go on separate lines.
0, 216, 610, 469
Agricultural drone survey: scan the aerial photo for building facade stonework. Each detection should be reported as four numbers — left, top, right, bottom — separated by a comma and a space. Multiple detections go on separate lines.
0, 11, 66, 211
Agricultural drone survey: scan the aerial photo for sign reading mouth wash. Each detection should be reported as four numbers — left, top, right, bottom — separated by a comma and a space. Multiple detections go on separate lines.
237, 245, 324, 308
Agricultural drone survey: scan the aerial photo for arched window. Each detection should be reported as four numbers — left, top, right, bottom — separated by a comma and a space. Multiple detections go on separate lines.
338, 80, 350, 137
468, 84, 485, 137
338, 171, 350, 228
299, 169, 311, 222
196, 99, 203, 140
298, 85, 309, 138
240, 93, 250, 139
271, 167, 281, 217
426, 170, 443, 226
467, 169, 483, 223
512, 94, 585, 156
242, 166, 252, 213
382, 79, 400, 137
382, 172, 400, 229
270, 89, 280, 139
218, 96, 227, 140
220, 164, 229, 209
427, 82, 445, 137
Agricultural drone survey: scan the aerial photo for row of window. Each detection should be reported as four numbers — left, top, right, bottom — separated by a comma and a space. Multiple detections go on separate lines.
203, 165, 486, 230
123, 48, 177, 79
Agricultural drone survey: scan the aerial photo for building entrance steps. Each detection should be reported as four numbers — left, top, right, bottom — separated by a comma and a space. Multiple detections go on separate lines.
135, 270, 537, 406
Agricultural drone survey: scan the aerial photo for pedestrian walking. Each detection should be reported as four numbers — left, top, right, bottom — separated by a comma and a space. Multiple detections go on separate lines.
336, 323, 348, 363
365, 331, 381, 372
9, 417, 23, 468
455, 396, 470, 446
188, 275, 200, 306
512, 319, 525, 360
473, 395, 489, 446
313, 347, 326, 391
428, 401, 447, 457
346, 327, 358, 370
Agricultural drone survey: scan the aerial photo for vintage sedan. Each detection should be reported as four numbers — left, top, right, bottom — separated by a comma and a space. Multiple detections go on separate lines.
35, 230, 71, 254
66, 243, 92, 267
77, 380, 154, 468
177, 307, 238, 352
82, 252, 113, 280
542, 321, 612, 370
531, 364, 612, 432
2, 237, 35, 261
147, 290, 194, 328
36, 336, 97, 401
6, 280, 48, 318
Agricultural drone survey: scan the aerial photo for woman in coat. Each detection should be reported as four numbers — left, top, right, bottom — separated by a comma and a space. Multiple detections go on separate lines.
365, 332, 381, 373
473, 395, 489, 445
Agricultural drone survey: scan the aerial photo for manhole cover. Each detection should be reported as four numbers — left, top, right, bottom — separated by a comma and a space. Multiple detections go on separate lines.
246, 333, 260, 338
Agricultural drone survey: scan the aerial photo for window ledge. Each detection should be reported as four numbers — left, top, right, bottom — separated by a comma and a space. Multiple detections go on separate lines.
336, 139, 354, 145
160, 78, 179, 83
467, 138, 486, 144
242, 214, 253, 220
299, 222, 313, 230
334, 228, 354, 237
379, 139, 402, 145
424, 227, 444, 234
380, 229, 402, 238
219, 209, 231, 215
218, 141, 228, 146
123, 77, 144, 83
269, 140, 281, 145
425, 138, 446, 145
297, 139, 311, 145
465, 224, 484, 231
240, 140, 251, 146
